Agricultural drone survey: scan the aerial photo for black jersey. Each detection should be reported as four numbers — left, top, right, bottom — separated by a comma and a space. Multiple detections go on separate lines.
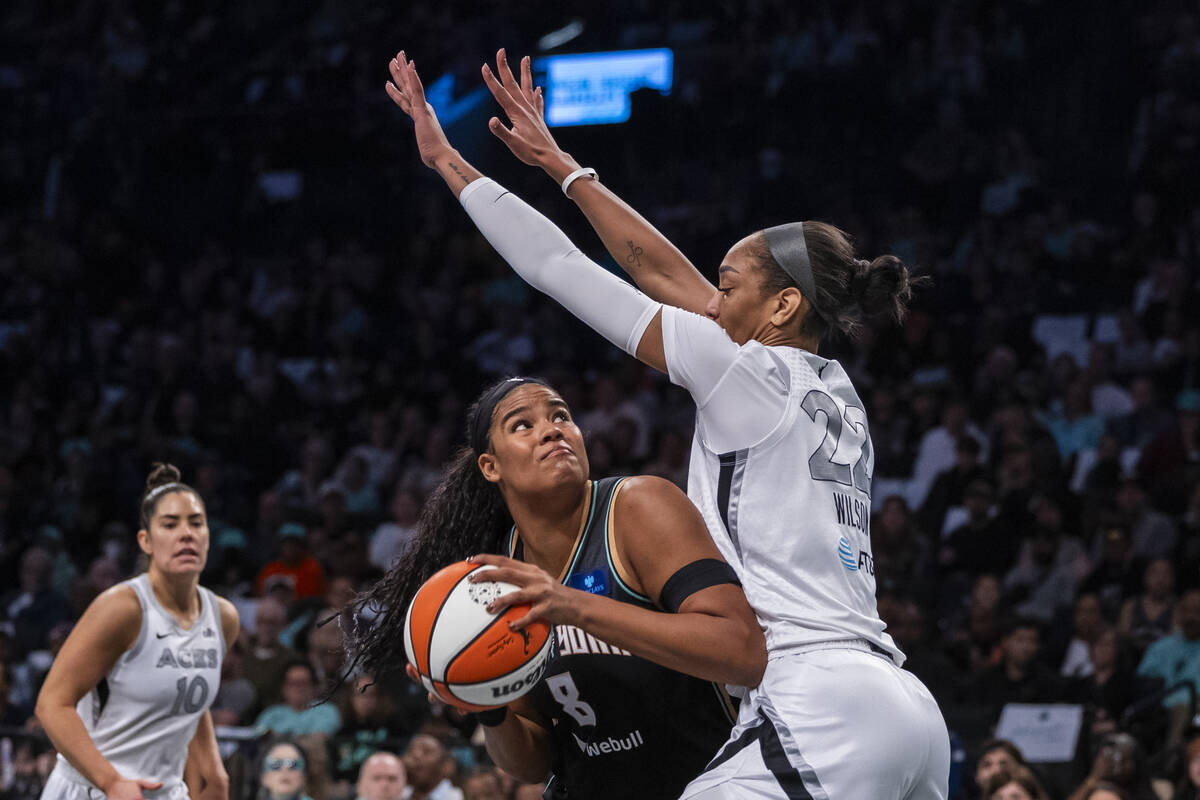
507, 477, 737, 800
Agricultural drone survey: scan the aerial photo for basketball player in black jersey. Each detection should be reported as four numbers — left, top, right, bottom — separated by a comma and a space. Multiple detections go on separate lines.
349, 378, 765, 800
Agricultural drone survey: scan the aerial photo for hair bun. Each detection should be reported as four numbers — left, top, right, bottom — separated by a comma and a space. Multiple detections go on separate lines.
146, 462, 182, 490
857, 254, 915, 322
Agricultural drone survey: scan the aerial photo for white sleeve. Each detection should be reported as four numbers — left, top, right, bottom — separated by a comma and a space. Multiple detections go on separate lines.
459, 178, 660, 357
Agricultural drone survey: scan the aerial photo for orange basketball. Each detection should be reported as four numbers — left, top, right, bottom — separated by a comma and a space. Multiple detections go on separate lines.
403, 560, 553, 710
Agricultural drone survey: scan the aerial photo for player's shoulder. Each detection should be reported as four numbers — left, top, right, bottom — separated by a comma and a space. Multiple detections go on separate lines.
208, 589, 241, 645
79, 582, 143, 635
616, 475, 687, 507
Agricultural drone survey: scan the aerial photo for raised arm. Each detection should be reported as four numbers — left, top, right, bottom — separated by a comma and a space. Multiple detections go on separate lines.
481, 49, 716, 315
387, 51, 670, 373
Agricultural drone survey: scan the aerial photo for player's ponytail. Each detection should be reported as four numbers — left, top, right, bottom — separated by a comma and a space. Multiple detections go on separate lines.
753, 221, 926, 341
138, 462, 202, 528
345, 388, 516, 682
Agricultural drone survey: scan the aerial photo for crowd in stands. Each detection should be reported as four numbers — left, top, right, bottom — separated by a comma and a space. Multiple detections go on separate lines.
3, 0, 1200, 797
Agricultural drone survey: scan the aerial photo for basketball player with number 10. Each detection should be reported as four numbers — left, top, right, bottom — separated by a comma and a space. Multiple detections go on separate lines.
386, 49, 950, 799
36, 464, 239, 800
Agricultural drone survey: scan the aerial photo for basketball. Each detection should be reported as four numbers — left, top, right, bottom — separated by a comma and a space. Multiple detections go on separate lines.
404, 560, 553, 710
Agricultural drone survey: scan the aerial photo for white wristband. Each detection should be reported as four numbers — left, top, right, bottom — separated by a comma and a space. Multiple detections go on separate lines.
561, 167, 598, 196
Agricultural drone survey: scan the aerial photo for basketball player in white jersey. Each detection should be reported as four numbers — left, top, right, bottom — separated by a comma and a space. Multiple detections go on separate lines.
36, 463, 239, 800
384, 51, 949, 798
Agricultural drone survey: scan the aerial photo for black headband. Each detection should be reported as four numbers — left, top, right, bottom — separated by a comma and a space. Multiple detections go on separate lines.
468, 377, 548, 454
763, 222, 817, 302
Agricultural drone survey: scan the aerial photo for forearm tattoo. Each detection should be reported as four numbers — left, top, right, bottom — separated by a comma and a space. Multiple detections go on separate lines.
448, 162, 469, 185
625, 240, 645, 268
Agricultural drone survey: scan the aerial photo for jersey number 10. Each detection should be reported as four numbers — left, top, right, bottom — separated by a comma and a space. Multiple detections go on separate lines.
801, 390, 872, 498
170, 676, 210, 716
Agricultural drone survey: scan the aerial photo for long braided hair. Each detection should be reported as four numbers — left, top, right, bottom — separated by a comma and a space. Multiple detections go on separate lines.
343, 378, 547, 682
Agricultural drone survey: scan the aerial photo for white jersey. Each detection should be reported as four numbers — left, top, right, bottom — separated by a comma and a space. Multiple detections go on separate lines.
49, 574, 225, 794
661, 306, 902, 663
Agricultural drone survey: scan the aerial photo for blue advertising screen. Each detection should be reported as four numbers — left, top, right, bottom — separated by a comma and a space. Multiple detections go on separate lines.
535, 48, 673, 127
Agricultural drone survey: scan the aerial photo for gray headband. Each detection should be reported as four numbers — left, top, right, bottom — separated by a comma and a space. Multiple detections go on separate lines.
763, 222, 816, 302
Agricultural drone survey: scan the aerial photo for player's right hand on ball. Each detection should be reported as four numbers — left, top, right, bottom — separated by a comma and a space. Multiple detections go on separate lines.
102, 776, 163, 799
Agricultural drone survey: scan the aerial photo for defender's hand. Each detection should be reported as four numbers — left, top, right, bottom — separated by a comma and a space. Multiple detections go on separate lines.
386, 51, 453, 169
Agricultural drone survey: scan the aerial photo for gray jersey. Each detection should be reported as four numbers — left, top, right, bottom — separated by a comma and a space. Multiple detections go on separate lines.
49, 574, 224, 793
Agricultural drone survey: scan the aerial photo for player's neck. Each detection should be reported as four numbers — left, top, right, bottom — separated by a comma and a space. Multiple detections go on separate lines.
148, 569, 202, 622
507, 480, 591, 576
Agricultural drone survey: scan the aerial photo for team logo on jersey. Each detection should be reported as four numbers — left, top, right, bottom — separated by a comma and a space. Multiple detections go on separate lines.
837, 537, 858, 572
566, 569, 608, 596
203, 627, 215, 638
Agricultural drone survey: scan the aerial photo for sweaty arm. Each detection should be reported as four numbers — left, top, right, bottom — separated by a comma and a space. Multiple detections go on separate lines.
35, 585, 145, 794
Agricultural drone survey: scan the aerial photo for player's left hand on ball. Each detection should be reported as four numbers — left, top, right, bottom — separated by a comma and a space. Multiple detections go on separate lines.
467, 553, 581, 629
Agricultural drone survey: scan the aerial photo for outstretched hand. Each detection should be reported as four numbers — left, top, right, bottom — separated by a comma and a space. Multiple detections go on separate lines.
386, 51, 452, 169
482, 49, 570, 171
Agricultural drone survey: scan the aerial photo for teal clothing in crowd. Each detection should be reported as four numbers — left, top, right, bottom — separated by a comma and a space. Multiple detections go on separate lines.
254, 702, 341, 736
1136, 633, 1200, 707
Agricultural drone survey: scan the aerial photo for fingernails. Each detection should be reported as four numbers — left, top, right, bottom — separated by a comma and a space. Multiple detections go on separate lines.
486, 604, 496, 613
466, 554, 476, 562
483, 64, 492, 74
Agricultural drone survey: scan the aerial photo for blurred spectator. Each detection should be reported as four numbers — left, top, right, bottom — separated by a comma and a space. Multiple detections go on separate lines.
1137, 589, 1200, 744
1067, 628, 1143, 746
1005, 496, 1089, 624
460, 768, 503, 800
1066, 733, 1161, 800
871, 496, 931, 598
1176, 735, 1200, 800
969, 618, 1062, 718
1114, 479, 1177, 561
402, 734, 464, 800
921, 436, 986, 536
211, 639, 257, 726
245, 597, 302, 712
254, 660, 341, 737
333, 676, 410, 792
258, 739, 315, 800
256, 523, 328, 600
0, 662, 30, 727
945, 574, 1008, 675
981, 764, 1049, 800
973, 740, 1029, 798
370, 488, 422, 571
1080, 524, 1142, 620
1061, 594, 1106, 678
354, 751, 407, 800
1117, 559, 1176, 658
1137, 390, 1200, 514
0, 547, 71, 658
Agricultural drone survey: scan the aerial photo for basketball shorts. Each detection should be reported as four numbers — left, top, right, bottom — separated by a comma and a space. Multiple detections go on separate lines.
679, 641, 949, 800
41, 767, 190, 800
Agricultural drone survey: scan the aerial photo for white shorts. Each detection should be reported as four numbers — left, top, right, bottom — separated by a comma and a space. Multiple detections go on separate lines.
680, 643, 949, 800
40, 767, 190, 800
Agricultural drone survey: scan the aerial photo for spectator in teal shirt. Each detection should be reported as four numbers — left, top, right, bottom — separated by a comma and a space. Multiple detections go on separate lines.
1137, 590, 1200, 713
255, 660, 341, 736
